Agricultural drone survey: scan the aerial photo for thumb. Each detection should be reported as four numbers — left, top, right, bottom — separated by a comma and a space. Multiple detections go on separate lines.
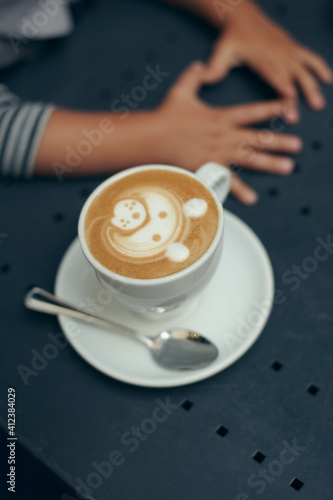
204, 39, 239, 84
172, 61, 208, 96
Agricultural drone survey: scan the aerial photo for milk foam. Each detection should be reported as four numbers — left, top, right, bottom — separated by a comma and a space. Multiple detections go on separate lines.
111, 199, 146, 230
165, 243, 190, 262
183, 198, 207, 218
106, 187, 207, 263
84, 169, 220, 279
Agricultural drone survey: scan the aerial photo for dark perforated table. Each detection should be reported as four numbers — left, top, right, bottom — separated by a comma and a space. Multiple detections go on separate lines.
1, 1, 333, 499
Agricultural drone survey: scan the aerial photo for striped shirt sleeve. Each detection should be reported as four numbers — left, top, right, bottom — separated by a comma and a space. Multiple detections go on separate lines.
0, 84, 54, 178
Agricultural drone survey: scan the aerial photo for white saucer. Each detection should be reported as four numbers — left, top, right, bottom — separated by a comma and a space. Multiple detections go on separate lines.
55, 211, 274, 388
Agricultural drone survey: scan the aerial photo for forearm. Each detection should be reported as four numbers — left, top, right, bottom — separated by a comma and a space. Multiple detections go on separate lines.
159, 0, 258, 29
35, 109, 160, 177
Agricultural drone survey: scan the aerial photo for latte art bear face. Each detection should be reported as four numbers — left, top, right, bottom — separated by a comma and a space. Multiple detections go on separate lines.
111, 199, 146, 230
107, 189, 208, 264
84, 169, 219, 279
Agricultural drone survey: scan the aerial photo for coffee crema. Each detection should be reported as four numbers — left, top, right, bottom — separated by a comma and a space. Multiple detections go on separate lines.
84, 169, 219, 279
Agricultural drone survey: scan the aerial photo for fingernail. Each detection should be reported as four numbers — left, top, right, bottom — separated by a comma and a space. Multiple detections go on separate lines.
324, 71, 333, 83
244, 191, 258, 205
284, 86, 297, 98
191, 61, 204, 71
280, 158, 294, 173
290, 137, 303, 151
285, 110, 299, 123
312, 94, 325, 109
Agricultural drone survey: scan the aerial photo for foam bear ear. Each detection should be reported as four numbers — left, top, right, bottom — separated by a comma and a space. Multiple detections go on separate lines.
165, 243, 189, 262
183, 198, 207, 218
111, 199, 146, 230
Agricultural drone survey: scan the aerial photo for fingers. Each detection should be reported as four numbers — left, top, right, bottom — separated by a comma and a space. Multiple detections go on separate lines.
299, 47, 333, 84
230, 174, 258, 205
235, 149, 295, 174
224, 99, 298, 126
248, 58, 298, 100
280, 98, 299, 124
172, 61, 208, 96
250, 50, 332, 111
239, 129, 302, 153
295, 65, 327, 110
204, 37, 239, 84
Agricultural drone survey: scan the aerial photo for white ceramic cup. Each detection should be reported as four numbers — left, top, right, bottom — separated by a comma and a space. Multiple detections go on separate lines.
78, 162, 231, 315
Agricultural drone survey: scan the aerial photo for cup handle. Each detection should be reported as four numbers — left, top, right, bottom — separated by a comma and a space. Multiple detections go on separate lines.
195, 162, 231, 204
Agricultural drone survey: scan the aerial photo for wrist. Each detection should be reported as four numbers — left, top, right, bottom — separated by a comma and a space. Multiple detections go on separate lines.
217, 0, 257, 29
109, 110, 164, 168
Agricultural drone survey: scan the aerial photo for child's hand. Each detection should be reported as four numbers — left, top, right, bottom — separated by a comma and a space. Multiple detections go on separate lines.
204, 1, 333, 110
152, 62, 302, 204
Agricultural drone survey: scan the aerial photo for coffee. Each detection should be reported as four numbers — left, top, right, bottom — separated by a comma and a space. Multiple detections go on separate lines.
84, 168, 219, 279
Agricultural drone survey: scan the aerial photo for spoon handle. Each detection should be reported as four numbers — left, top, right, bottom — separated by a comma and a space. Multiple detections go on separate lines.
24, 287, 152, 347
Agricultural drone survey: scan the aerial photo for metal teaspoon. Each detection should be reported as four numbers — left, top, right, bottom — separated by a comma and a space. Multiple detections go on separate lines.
24, 288, 218, 371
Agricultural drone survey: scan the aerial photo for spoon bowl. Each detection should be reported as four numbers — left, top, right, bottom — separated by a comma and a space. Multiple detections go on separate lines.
151, 328, 218, 370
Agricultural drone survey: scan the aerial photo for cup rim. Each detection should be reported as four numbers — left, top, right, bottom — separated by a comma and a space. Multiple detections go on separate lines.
78, 164, 224, 285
